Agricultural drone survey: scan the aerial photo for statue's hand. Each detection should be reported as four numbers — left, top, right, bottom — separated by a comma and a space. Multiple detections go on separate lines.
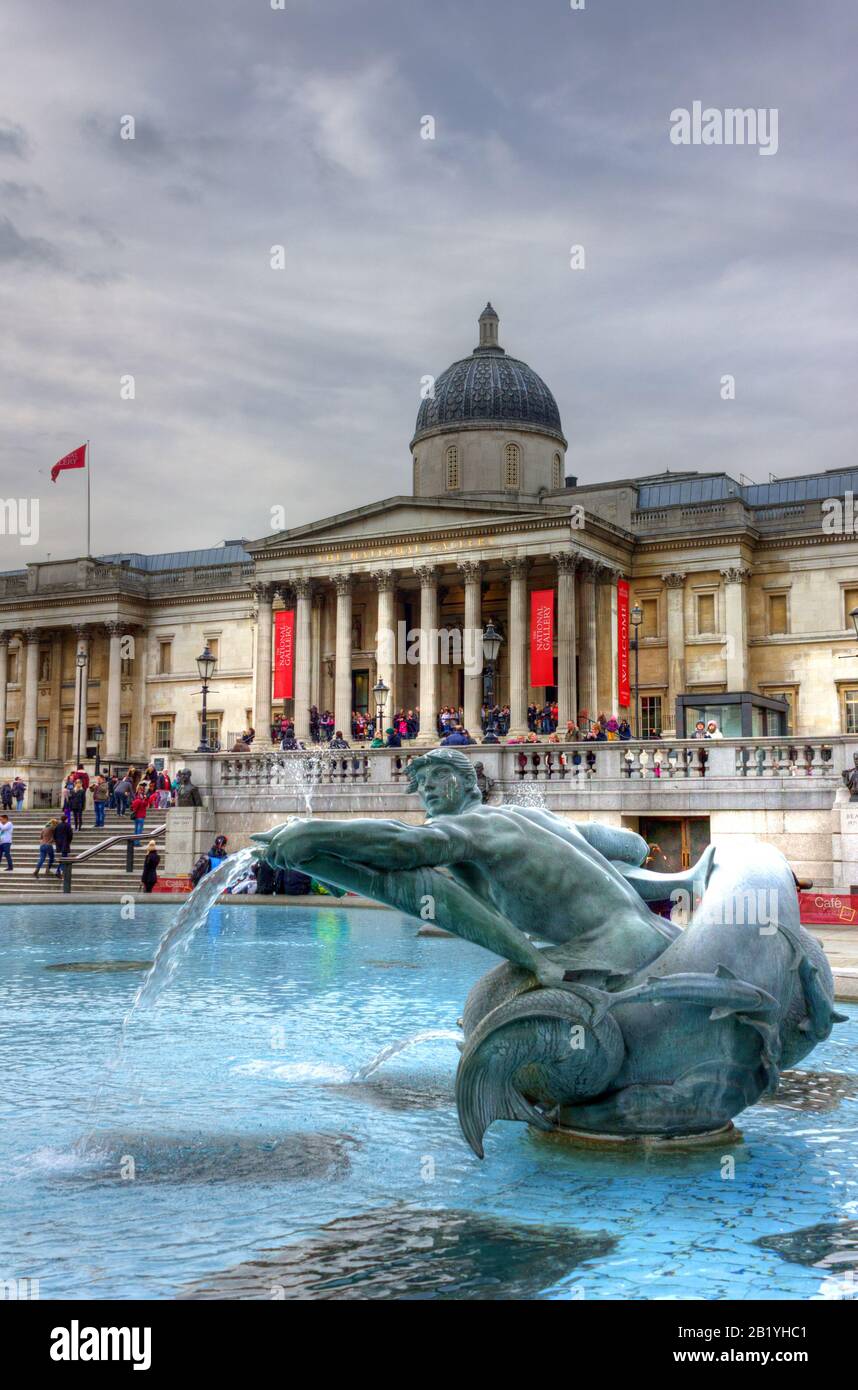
250, 819, 315, 868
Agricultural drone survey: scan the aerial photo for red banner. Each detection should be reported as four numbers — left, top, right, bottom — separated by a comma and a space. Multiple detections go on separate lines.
152, 875, 193, 894
273, 609, 294, 700
51, 442, 87, 483
617, 578, 630, 707
799, 891, 858, 925
530, 589, 554, 687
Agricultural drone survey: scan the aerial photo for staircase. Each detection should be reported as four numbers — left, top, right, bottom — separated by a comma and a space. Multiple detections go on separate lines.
0, 809, 167, 896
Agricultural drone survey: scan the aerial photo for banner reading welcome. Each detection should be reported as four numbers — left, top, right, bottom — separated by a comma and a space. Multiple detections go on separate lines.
618, 578, 630, 707
273, 608, 295, 700
530, 589, 554, 687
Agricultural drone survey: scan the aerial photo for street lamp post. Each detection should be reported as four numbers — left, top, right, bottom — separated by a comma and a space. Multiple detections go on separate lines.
196, 645, 217, 752
481, 621, 503, 733
75, 650, 88, 767
631, 603, 643, 738
92, 724, 104, 777
372, 678, 389, 740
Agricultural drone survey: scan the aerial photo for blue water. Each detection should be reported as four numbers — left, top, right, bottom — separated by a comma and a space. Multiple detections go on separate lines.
1, 902, 857, 1300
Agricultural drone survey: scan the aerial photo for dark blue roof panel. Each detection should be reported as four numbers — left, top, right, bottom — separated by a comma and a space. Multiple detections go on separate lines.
98, 544, 251, 572
637, 471, 858, 510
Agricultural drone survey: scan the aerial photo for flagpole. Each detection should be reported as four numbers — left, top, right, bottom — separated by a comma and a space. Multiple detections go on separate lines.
86, 439, 91, 557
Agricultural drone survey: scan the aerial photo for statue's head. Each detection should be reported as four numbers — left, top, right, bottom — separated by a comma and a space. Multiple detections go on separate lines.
177, 769, 192, 785
406, 748, 482, 817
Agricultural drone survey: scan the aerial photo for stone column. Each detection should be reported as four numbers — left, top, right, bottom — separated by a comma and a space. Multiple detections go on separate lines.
372, 570, 396, 730
132, 627, 148, 761
104, 621, 124, 760
333, 573, 353, 738
507, 557, 529, 736
720, 567, 751, 692
293, 577, 313, 741
662, 572, 687, 736
310, 589, 323, 712
253, 582, 274, 737
22, 627, 40, 759
415, 564, 439, 745
457, 559, 482, 737
71, 627, 89, 764
577, 560, 599, 723
48, 630, 63, 760
0, 634, 8, 755
553, 552, 578, 731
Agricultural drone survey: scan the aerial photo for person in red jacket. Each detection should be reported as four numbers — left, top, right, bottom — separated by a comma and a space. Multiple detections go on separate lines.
131, 790, 149, 842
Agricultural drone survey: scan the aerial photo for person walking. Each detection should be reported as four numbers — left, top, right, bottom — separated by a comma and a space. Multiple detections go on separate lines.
11, 777, 26, 812
131, 788, 148, 842
92, 776, 108, 829
1, 782, 12, 811
0, 814, 13, 871
69, 780, 86, 831
53, 817, 73, 877
141, 840, 160, 893
35, 820, 58, 877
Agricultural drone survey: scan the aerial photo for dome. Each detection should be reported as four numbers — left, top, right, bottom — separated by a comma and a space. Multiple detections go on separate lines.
412, 304, 566, 448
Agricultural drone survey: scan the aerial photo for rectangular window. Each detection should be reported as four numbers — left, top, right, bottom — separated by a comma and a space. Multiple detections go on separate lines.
768, 593, 788, 635
4, 727, 15, 760
845, 690, 858, 735
640, 695, 663, 738
200, 714, 221, 749
845, 588, 858, 630
63, 726, 73, 759
640, 598, 658, 639
205, 637, 219, 662
120, 723, 130, 760
36, 725, 48, 761
697, 593, 716, 635
158, 641, 172, 675
154, 718, 173, 748
7, 650, 18, 684
121, 656, 134, 677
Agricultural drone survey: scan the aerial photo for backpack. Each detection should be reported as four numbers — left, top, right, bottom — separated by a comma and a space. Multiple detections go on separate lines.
190, 854, 211, 887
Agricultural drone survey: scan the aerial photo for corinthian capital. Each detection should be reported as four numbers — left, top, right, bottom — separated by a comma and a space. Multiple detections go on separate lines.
720, 567, 752, 586
506, 556, 528, 579
456, 559, 482, 584
371, 568, 396, 593
333, 572, 353, 597
415, 564, 438, 587
661, 571, 687, 589
551, 550, 580, 575
292, 576, 312, 600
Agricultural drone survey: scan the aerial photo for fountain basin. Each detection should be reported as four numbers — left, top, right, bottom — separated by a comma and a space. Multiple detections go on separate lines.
1, 902, 856, 1300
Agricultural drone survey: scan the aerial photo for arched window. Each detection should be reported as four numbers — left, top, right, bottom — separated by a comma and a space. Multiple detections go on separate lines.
446, 445, 460, 490
504, 442, 520, 490
552, 453, 563, 490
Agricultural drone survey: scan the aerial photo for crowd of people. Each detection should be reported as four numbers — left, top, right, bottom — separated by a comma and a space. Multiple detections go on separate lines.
261, 704, 726, 749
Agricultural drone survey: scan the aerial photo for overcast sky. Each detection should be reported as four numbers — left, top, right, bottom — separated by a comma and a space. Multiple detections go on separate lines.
1, 0, 856, 565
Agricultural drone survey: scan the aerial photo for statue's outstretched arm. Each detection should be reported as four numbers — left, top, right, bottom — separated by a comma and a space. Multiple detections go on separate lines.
287, 849, 565, 985
252, 816, 476, 873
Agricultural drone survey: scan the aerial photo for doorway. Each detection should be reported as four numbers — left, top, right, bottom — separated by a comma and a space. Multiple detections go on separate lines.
352, 669, 369, 714
638, 817, 711, 873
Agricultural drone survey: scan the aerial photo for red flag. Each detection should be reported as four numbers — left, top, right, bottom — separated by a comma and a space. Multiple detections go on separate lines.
617, 579, 630, 707
273, 609, 294, 700
51, 443, 87, 483
530, 589, 554, 687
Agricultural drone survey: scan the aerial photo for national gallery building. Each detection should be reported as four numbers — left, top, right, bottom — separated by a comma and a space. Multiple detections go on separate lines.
2, 304, 858, 787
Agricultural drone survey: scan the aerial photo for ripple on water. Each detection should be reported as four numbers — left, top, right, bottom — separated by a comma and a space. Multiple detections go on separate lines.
179, 1205, 616, 1300
756, 1220, 858, 1270
44, 961, 153, 973
757, 1069, 858, 1114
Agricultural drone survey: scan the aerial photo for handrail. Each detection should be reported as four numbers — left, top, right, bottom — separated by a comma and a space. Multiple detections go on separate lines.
58, 823, 167, 894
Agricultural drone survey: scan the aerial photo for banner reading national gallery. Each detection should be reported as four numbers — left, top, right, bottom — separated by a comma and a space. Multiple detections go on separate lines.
617, 578, 630, 708
273, 608, 294, 700
530, 589, 554, 688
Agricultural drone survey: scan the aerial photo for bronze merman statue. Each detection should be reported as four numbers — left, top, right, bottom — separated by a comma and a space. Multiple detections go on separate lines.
253, 748, 845, 1158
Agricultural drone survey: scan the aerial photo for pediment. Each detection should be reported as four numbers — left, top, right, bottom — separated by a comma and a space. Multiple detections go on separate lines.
247, 495, 558, 552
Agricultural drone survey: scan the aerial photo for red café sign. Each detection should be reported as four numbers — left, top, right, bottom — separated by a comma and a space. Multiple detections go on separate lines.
798, 891, 858, 925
